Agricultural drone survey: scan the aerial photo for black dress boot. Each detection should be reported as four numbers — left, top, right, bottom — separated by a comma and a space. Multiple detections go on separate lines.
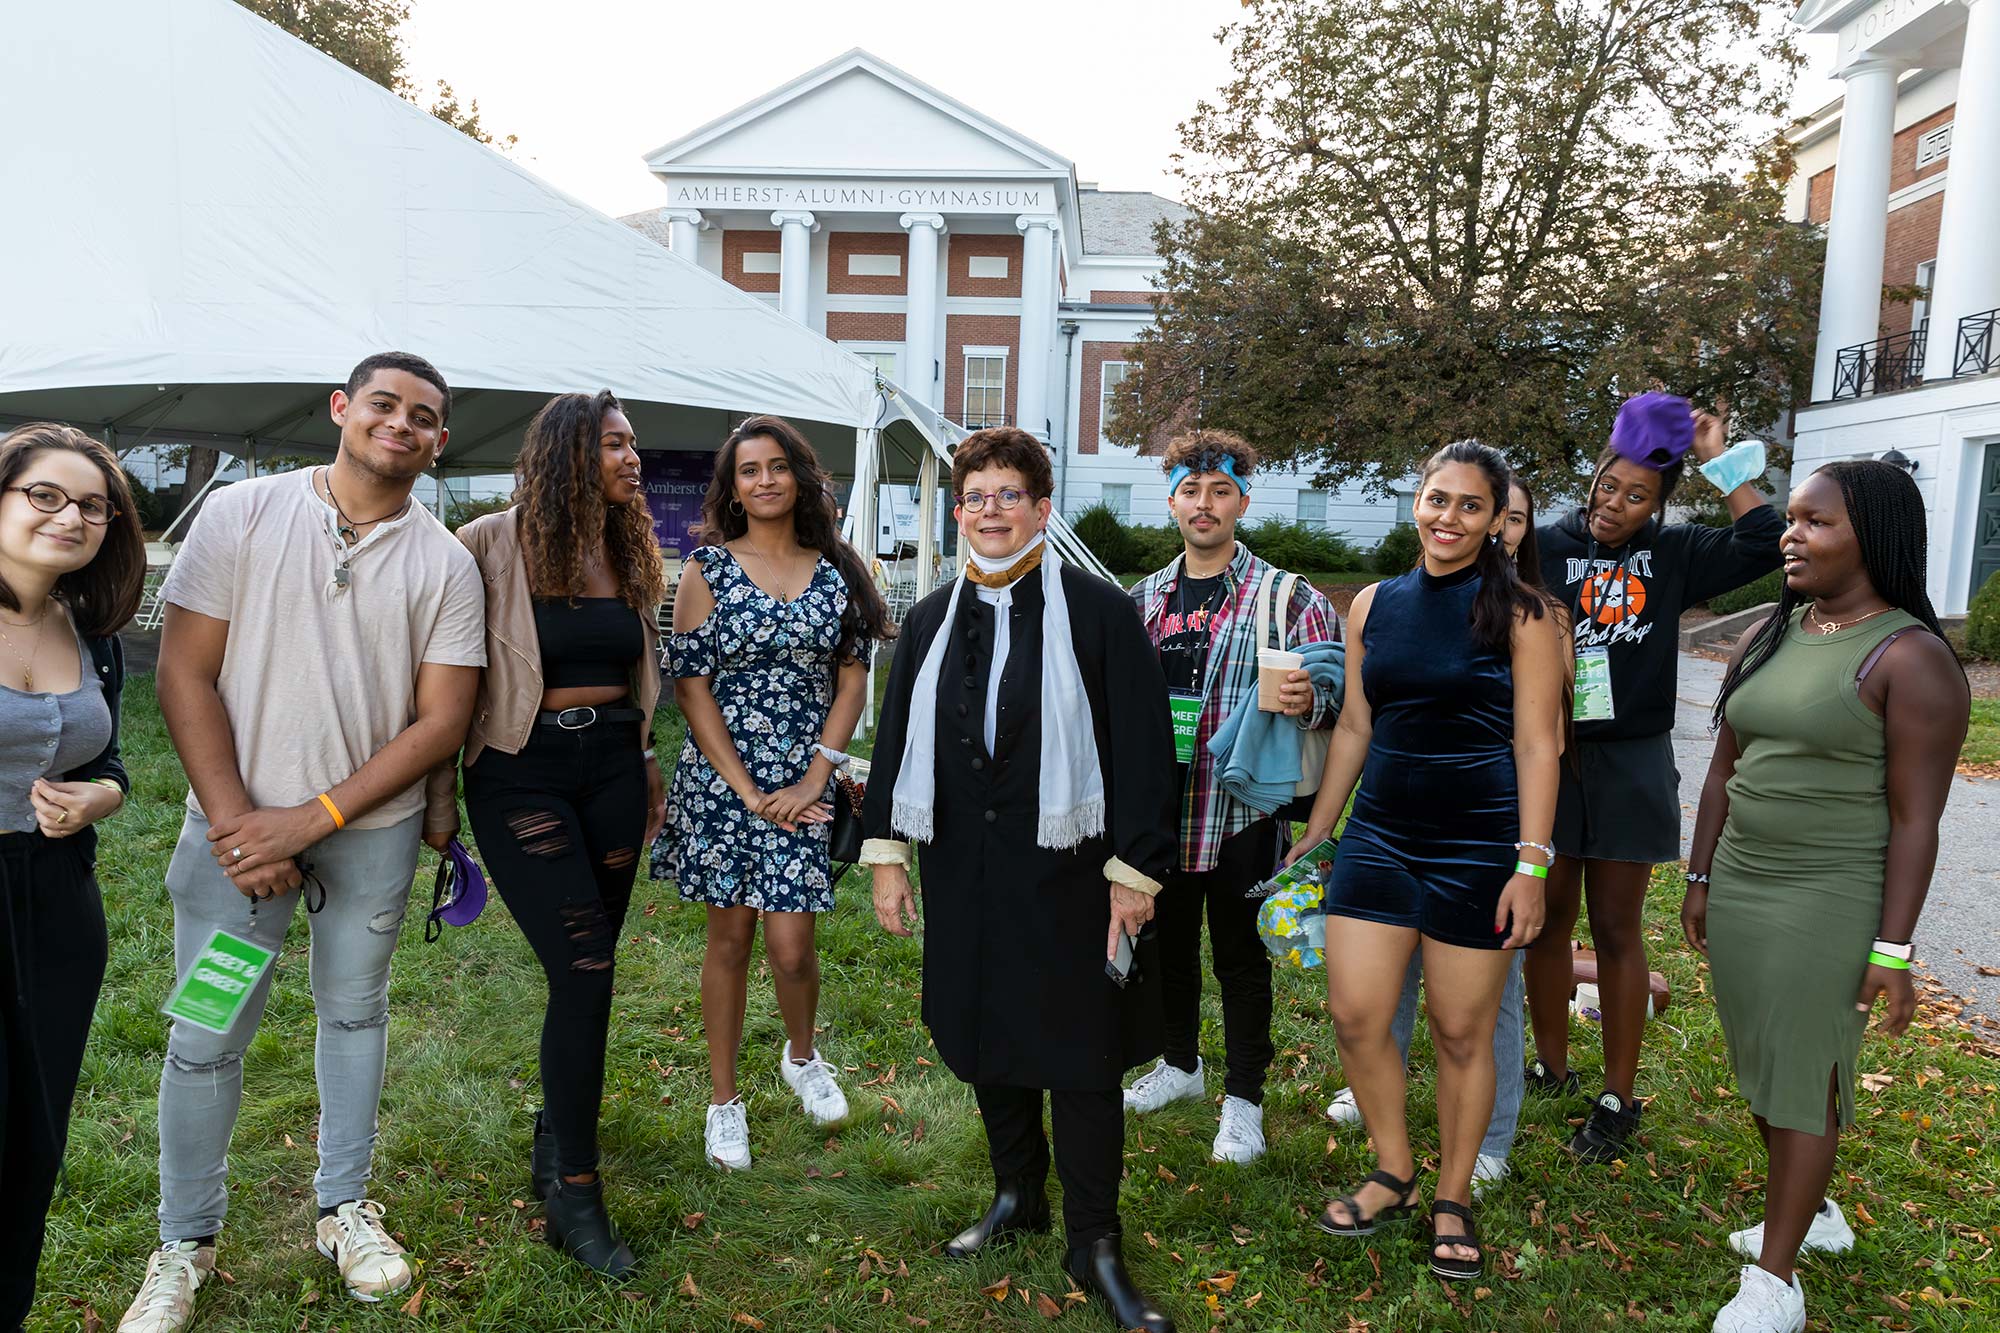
1064, 1234, 1175, 1333
530, 1110, 557, 1201
544, 1177, 638, 1277
944, 1176, 1051, 1258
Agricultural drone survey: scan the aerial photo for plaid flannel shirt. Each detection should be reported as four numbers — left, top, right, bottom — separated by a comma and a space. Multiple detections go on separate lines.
1130, 542, 1342, 873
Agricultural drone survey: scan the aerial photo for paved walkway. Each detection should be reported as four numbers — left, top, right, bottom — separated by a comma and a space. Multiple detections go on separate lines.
1671, 652, 1999, 1020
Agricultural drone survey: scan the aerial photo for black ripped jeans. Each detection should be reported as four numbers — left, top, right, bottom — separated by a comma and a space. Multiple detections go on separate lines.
466, 715, 647, 1178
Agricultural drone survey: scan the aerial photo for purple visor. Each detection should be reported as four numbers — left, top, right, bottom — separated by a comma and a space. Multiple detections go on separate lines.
1609, 392, 1694, 469
425, 837, 488, 941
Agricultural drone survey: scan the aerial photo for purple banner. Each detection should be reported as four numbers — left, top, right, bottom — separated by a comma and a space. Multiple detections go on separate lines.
640, 450, 714, 558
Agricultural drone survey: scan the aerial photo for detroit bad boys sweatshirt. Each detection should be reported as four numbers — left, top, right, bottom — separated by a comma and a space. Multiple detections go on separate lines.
1536, 504, 1784, 742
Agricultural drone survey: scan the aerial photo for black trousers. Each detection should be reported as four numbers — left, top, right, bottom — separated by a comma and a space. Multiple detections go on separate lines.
466, 716, 647, 1178
1155, 819, 1278, 1103
973, 1082, 1123, 1249
0, 832, 109, 1331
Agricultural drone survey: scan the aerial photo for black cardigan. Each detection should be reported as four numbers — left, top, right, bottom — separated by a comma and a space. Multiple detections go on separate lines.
57, 633, 130, 865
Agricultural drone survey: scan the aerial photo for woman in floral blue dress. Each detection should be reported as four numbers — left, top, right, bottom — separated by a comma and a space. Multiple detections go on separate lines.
652, 415, 891, 1171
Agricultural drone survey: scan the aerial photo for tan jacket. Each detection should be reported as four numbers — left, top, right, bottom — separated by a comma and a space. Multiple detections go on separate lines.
424, 507, 663, 833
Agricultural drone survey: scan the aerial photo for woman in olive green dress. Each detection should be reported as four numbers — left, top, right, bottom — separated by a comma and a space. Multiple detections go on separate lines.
1682, 460, 1968, 1333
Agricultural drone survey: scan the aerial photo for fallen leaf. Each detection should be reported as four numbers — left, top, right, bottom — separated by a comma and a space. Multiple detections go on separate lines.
1142, 1231, 1159, 1249
732, 1315, 766, 1330
1859, 1071, 1895, 1093
1036, 1292, 1062, 1318
82, 1309, 102, 1333
680, 1273, 701, 1300
1197, 1272, 1238, 1294
1244, 1291, 1264, 1308
399, 1283, 425, 1317
1976, 966, 2000, 977
1156, 1164, 1177, 1182
980, 1275, 1012, 1301
683, 1212, 706, 1229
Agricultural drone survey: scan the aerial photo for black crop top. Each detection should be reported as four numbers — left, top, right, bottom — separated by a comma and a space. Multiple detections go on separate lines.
534, 597, 642, 689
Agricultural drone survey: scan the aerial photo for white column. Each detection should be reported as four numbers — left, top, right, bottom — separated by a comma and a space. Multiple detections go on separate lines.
1015, 214, 1059, 439
1925, 0, 2000, 379
1812, 58, 1902, 400
900, 213, 945, 408
663, 207, 707, 264
770, 210, 817, 325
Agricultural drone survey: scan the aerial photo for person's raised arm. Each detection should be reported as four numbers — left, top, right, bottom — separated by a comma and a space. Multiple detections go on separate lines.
1497, 604, 1564, 947
1286, 583, 1377, 862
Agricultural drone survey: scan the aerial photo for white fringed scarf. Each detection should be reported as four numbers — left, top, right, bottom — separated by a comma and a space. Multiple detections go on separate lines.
890, 536, 1105, 849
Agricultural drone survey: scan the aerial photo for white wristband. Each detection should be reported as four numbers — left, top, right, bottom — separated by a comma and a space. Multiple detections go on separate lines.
815, 743, 853, 770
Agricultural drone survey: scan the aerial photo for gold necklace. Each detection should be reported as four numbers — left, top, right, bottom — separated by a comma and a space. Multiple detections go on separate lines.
742, 539, 800, 602
0, 598, 53, 691
1807, 603, 1892, 635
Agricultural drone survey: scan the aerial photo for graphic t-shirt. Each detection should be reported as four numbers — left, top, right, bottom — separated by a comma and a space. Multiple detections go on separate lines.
1157, 573, 1228, 694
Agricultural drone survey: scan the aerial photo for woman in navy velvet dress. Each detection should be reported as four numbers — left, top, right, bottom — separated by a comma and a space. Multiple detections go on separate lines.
1290, 441, 1565, 1283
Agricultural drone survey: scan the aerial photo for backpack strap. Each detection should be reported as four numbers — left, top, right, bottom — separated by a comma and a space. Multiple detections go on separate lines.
1250, 566, 1279, 653
1275, 572, 1303, 650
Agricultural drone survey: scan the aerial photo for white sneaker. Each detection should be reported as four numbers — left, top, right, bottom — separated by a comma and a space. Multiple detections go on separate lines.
705, 1097, 752, 1170
780, 1041, 851, 1124
117, 1240, 214, 1333
1713, 1264, 1806, 1333
314, 1200, 411, 1302
1325, 1086, 1363, 1126
1123, 1057, 1205, 1113
1471, 1152, 1510, 1201
1211, 1095, 1266, 1163
1728, 1198, 1855, 1261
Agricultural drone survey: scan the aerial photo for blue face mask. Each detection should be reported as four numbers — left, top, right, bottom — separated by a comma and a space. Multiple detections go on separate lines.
1698, 440, 1766, 496
1168, 451, 1252, 497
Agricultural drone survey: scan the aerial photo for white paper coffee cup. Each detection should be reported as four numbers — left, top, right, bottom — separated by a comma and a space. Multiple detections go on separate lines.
1256, 648, 1305, 712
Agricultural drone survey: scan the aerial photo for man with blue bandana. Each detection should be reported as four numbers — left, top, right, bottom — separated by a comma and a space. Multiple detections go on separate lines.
1124, 430, 1340, 1163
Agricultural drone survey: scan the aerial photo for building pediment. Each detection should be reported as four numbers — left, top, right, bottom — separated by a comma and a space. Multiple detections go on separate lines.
645, 49, 1073, 181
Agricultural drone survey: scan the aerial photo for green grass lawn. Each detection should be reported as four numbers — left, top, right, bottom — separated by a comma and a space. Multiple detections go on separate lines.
31, 677, 1999, 1332
1961, 699, 1999, 769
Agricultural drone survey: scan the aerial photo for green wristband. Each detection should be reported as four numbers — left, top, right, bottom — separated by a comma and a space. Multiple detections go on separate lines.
1514, 860, 1548, 879
1867, 950, 1911, 971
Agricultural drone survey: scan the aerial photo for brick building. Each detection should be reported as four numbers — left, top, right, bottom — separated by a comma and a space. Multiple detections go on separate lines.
620, 49, 1410, 550
1787, 0, 2000, 613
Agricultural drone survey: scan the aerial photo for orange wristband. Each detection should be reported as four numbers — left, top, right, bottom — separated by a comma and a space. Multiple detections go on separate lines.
316, 792, 346, 831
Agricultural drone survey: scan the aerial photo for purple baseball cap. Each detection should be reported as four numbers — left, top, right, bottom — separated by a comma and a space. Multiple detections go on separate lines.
1609, 392, 1694, 469
425, 837, 488, 941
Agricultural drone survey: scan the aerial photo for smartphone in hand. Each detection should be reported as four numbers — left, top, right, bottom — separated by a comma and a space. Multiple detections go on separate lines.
1106, 929, 1139, 988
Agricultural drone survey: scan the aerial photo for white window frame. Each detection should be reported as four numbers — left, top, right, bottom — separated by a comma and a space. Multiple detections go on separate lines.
1913, 258, 1937, 332
1101, 483, 1132, 523
740, 250, 781, 275
968, 255, 1010, 279
841, 341, 901, 382
963, 347, 1009, 427
846, 253, 901, 277
1296, 490, 1328, 529
1915, 123, 1952, 170
1099, 360, 1133, 450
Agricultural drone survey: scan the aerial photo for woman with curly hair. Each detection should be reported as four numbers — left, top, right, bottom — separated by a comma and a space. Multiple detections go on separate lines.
444, 390, 666, 1275
650, 414, 890, 1172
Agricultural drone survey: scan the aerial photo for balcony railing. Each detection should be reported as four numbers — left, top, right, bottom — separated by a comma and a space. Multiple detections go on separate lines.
1831, 321, 1926, 400
1954, 308, 1999, 379
957, 411, 1012, 429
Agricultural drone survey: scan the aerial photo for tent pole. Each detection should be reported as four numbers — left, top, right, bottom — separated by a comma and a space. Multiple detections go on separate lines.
915, 448, 938, 599
850, 427, 880, 739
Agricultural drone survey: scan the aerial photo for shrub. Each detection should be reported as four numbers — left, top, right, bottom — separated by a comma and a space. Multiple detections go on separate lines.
1967, 571, 2000, 660
120, 468, 174, 533
444, 494, 513, 532
1070, 504, 1138, 573
1124, 521, 1187, 574
1706, 569, 1785, 616
1373, 523, 1423, 574
1240, 517, 1364, 573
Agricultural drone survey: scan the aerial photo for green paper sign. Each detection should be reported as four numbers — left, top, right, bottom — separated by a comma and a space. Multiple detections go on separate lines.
162, 929, 274, 1035
1169, 691, 1203, 764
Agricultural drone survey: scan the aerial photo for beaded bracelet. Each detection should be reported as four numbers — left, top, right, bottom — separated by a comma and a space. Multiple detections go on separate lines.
1684, 871, 1710, 885
1514, 839, 1555, 863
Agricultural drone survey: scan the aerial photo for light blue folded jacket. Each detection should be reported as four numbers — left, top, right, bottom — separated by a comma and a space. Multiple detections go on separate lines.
1206, 639, 1345, 815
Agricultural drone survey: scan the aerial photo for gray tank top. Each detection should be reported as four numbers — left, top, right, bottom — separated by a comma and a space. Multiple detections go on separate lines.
0, 615, 114, 833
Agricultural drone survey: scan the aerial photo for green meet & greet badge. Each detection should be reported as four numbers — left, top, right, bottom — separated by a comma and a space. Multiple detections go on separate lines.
162, 928, 274, 1035
1573, 646, 1615, 723
1169, 690, 1203, 764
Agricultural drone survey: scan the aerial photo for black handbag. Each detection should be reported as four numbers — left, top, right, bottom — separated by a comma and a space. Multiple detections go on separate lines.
828, 771, 864, 873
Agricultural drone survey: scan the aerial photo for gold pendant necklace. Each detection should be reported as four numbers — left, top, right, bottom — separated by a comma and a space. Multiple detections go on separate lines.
0, 599, 53, 691
1807, 604, 1892, 635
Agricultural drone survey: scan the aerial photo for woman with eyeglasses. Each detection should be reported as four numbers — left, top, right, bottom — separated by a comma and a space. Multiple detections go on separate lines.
651, 415, 891, 1174
0, 423, 145, 1330
445, 391, 666, 1275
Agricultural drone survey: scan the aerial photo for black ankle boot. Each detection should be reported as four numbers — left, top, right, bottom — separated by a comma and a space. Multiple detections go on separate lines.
544, 1178, 637, 1277
1064, 1234, 1175, 1333
530, 1110, 557, 1202
944, 1176, 1051, 1258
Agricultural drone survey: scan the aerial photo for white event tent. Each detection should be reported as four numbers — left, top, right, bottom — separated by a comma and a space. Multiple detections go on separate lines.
0, 0, 1110, 588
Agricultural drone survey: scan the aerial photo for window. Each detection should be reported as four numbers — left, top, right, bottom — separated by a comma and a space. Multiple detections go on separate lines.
1913, 259, 1936, 332
1915, 123, 1952, 169
847, 253, 900, 277
1394, 489, 1415, 525
968, 255, 1009, 279
741, 250, 780, 274
1101, 484, 1131, 523
843, 343, 900, 381
1297, 490, 1328, 529
963, 351, 1008, 427
1100, 361, 1132, 448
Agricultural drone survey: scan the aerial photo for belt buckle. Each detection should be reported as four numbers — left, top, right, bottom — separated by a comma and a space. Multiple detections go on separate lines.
556, 706, 597, 730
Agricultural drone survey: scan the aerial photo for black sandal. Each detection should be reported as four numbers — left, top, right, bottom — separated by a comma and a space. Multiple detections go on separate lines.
1429, 1200, 1483, 1282
1315, 1169, 1421, 1238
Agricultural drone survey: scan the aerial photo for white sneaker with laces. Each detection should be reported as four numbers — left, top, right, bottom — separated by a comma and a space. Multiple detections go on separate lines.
1325, 1086, 1362, 1126
1471, 1152, 1510, 1200
1728, 1198, 1855, 1261
1712, 1264, 1806, 1333
1210, 1095, 1266, 1163
314, 1199, 412, 1302
117, 1240, 214, 1333
1123, 1057, 1205, 1113
780, 1041, 851, 1124
705, 1096, 752, 1170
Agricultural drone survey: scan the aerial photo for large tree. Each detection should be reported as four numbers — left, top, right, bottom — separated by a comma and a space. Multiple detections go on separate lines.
1115, 0, 1822, 494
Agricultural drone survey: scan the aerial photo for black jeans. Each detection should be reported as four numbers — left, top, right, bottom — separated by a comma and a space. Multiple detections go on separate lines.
0, 832, 109, 1331
465, 716, 646, 1178
1155, 819, 1279, 1104
973, 1082, 1124, 1250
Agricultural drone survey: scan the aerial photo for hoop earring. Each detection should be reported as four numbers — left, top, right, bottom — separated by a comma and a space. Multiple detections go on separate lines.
729, 497, 744, 516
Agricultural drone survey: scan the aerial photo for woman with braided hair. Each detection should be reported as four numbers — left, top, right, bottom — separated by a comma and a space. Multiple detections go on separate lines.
1683, 460, 1967, 1333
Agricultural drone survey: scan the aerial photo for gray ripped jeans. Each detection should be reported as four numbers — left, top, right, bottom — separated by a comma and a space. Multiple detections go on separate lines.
156, 808, 420, 1242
